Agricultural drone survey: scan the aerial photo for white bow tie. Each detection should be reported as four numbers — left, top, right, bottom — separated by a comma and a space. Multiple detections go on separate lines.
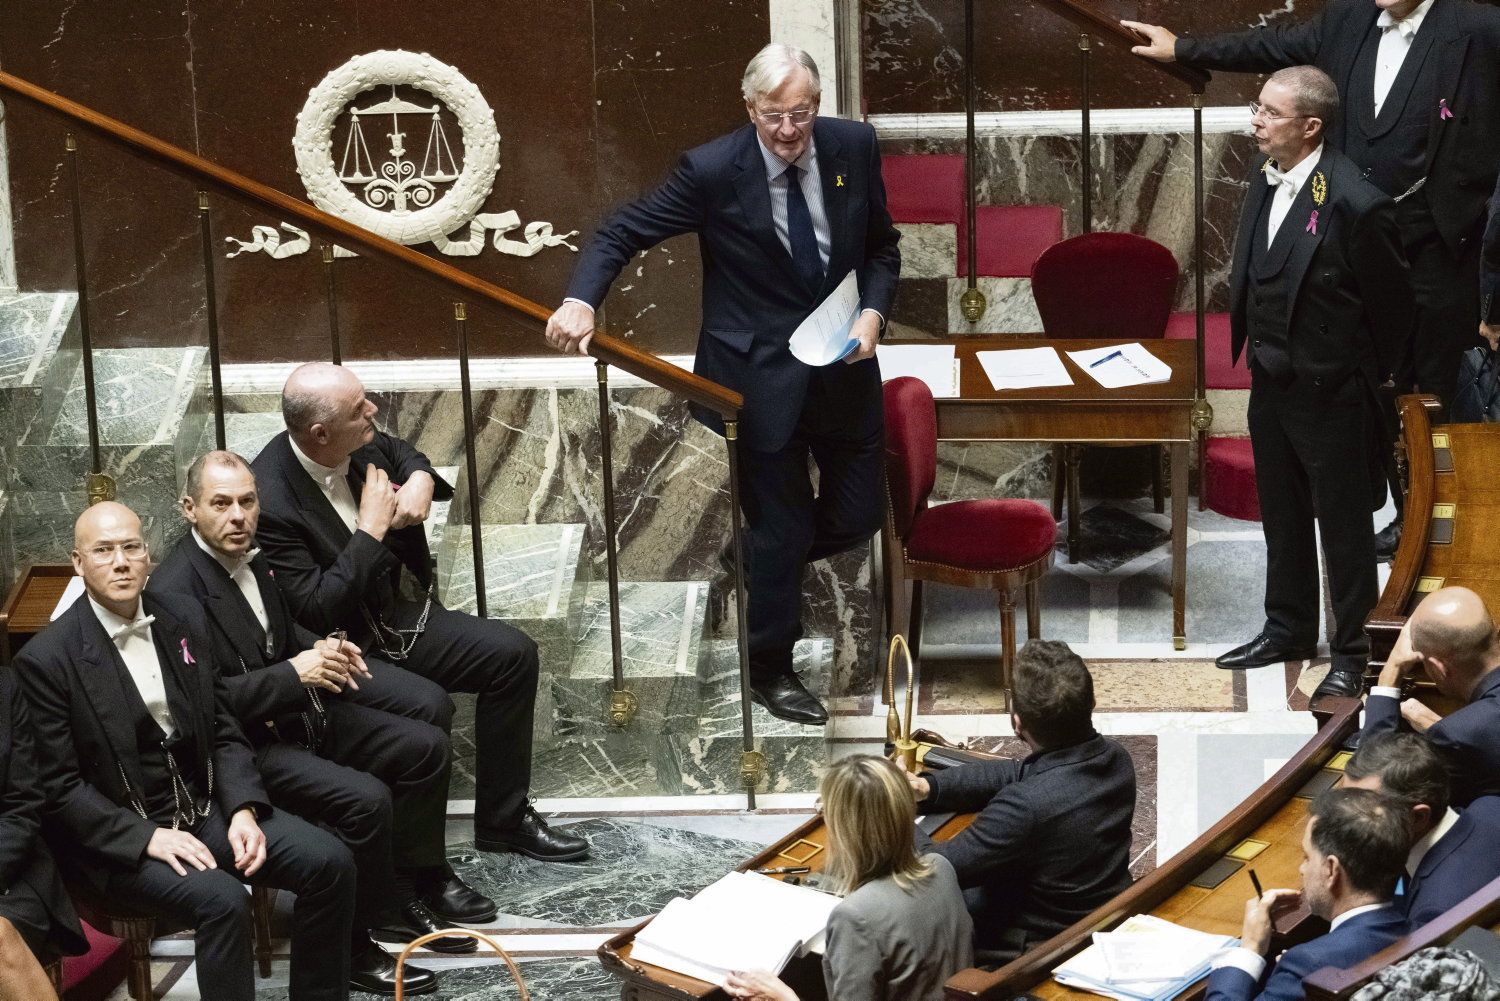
1264, 163, 1293, 189
110, 614, 156, 642
1378, 13, 1418, 38
320, 464, 350, 492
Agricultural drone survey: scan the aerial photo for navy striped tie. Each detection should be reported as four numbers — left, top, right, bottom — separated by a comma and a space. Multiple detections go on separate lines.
786, 165, 824, 293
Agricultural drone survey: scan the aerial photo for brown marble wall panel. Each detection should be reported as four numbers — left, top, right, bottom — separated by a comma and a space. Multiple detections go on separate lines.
2, 1, 765, 361
863, 0, 1332, 114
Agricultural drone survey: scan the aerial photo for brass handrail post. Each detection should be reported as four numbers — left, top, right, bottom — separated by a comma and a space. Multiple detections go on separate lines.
1079, 34, 1093, 234
322, 245, 341, 364
1190, 92, 1214, 509
63, 133, 112, 503
453, 303, 488, 619
196, 191, 226, 450
959, 0, 986, 324
595, 360, 635, 727
724, 420, 762, 808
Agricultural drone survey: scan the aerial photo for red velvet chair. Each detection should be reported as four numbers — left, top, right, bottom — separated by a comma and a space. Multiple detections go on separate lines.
1031, 232, 1180, 561
882, 377, 1057, 692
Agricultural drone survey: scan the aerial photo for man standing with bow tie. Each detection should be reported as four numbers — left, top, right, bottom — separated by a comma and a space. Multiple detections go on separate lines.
1125, 0, 1500, 594
14, 502, 357, 1001
544, 42, 901, 725
1213, 67, 1413, 704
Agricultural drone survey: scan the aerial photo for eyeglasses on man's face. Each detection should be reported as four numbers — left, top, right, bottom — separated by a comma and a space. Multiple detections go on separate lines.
1248, 102, 1309, 123
82, 540, 148, 565
755, 107, 816, 129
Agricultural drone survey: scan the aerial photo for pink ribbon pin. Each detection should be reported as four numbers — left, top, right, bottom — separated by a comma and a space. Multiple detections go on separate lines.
1306, 210, 1319, 235
1440, 99, 1454, 120
180, 638, 195, 665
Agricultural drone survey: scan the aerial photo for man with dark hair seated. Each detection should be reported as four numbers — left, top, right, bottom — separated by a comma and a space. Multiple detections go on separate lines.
0, 665, 86, 1001
1206, 788, 1410, 1001
1343, 731, 1500, 927
904, 640, 1135, 961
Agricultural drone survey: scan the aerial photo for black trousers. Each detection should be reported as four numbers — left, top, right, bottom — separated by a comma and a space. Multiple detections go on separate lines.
102, 809, 355, 1001
256, 690, 450, 939
735, 373, 884, 678
1248, 366, 1378, 670
364, 605, 538, 834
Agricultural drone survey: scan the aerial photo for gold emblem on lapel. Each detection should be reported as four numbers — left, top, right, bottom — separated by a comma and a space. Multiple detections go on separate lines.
1311, 171, 1327, 207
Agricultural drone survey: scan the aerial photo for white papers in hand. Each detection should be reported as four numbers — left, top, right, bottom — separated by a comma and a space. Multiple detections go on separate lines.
975, 346, 1073, 390
1067, 343, 1172, 389
51, 576, 85, 621
876, 344, 959, 397
789, 270, 860, 366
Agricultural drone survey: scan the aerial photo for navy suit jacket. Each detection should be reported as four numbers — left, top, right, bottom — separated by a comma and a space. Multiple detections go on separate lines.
1402, 796, 1500, 927
565, 117, 901, 452
1204, 906, 1408, 1001
1362, 670, 1500, 805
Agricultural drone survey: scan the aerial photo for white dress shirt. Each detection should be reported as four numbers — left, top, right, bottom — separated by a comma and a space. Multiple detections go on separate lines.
288, 436, 359, 534
1407, 807, 1461, 876
1267, 143, 1324, 245
1373, 0, 1436, 117
756, 135, 831, 270
1212, 902, 1392, 982
192, 528, 269, 635
87, 595, 177, 736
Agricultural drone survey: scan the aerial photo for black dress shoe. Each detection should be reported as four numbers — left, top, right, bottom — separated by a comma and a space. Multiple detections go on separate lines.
1374, 517, 1403, 564
750, 672, 828, 725
420, 872, 496, 924
1215, 633, 1318, 670
372, 900, 477, 954
475, 805, 590, 861
1311, 667, 1366, 703
349, 936, 438, 996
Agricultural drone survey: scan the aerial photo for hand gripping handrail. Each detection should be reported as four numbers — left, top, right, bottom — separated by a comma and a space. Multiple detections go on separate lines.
1030, 0, 1211, 93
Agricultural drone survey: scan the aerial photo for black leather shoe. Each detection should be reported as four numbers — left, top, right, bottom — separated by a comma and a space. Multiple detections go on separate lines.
750, 672, 828, 725
349, 936, 437, 996
420, 872, 496, 924
372, 900, 477, 954
1311, 667, 1366, 703
1374, 517, 1403, 564
1215, 633, 1318, 670
475, 806, 590, 861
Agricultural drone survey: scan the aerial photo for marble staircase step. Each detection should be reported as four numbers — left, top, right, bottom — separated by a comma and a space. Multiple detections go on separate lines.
222, 411, 287, 463
0, 291, 81, 452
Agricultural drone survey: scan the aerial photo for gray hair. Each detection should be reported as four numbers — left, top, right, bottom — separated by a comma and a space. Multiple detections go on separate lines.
741, 43, 821, 104
182, 450, 253, 504
1268, 65, 1339, 127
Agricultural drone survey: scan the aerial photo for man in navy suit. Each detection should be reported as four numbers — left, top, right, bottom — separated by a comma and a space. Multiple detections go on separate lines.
545, 42, 901, 724
1360, 585, 1500, 805
1344, 731, 1500, 926
1205, 788, 1409, 1001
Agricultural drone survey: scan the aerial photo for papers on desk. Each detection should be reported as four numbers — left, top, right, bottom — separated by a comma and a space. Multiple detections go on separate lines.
1068, 343, 1173, 389
630, 870, 842, 987
877, 344, 959, 397
975, 346, 1073, 390
789, 270, 861, 366
1051, 914, 1237, 1001
50, 576, 85, 621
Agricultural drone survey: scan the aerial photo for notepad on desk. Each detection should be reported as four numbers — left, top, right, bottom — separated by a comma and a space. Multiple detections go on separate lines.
1051, 914, 1236, 1001
974, 346, 1073, 390
1068, 343, 1173, 389
630, 870, 842, 987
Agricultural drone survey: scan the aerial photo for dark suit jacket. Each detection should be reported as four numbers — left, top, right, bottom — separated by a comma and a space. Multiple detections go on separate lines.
914, 732, 1136, 953
565, 117, 901, 452
249, 429, 453, 643
1362, 670, 1500, 805
1203, 905, 1408, 1001
147, 533, 326, 748
13, 595, 268, 887
0, 668, 85, 956
1178, 0, 1500, 254
1229, 147, 1414, 388
1401, 796, 1500, 927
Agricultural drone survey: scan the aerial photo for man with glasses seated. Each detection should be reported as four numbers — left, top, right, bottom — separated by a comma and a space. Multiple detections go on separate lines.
250, 363, 588, 865
14, 502, 357, 1001
545, 41, 901, 725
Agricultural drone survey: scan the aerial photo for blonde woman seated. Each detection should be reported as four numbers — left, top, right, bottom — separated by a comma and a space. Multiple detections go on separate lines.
725, 755, 973, 1001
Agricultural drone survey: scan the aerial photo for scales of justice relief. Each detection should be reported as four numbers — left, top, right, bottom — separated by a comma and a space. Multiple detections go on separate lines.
226, 49, 577, 261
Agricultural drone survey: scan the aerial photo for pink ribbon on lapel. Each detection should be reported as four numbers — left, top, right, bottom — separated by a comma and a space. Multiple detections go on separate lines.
1306, 210, 1319, 235
180, 638, 195, 665
1440, 99, 1454, 120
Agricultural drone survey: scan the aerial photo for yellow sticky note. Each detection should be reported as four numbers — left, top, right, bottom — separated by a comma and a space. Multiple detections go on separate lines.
1227, 839, 1269, 861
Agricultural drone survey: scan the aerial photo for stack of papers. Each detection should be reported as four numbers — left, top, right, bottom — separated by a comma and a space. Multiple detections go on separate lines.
877, 344, 959, 397
975, 346, 1074, 390
1067, 343, 1173, 389
630, 871, 842, 986
1051, 914, 1237, 1001
789, 270, 861, 366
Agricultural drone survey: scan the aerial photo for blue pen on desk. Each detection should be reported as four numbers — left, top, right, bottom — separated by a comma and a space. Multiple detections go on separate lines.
1089, 349, 1124, 369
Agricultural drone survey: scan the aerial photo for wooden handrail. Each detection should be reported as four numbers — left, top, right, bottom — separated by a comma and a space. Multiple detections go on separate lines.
0, 70, 743, 418
1031, 0, 1211, 93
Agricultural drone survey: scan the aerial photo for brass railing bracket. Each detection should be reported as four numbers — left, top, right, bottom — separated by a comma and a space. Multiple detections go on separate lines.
1191, 397, 1214, 432
85, 472, 116, 505
607, 688, 638, 728
959, 286, 986, 323
740, 749, 767, 790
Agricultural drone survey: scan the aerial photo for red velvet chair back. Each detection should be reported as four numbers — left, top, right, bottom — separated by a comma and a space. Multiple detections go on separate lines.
882, 377, 938, 539
1031, 232, 1179, 340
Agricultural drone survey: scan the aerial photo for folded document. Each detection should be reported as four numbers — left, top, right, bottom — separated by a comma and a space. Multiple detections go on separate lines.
1051, 914, 1237, 1001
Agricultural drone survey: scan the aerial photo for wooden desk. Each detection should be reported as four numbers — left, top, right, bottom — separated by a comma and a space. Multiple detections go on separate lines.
0, 564, 76, 665
887, 337, 1199, 648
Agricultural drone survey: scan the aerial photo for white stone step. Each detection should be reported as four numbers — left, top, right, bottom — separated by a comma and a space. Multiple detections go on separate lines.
0, 291, 80, 447
222, 411, 287, 463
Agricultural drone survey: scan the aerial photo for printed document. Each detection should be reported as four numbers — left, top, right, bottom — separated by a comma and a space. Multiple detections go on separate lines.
876, 344, 959, 397
1051, 914, 1237, 1001
1067, 343, 1173, 389
975, 346, 1073, 390
789, 270, 861, 366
